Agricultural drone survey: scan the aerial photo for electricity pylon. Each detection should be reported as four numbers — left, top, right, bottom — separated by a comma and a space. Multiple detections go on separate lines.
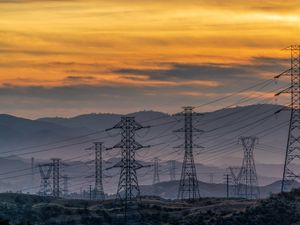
152, 157, 160, 196
106, 117, 150, 225
228, 167, 241, 197
153, 157, 160, 184
224, 173, 230, 198
169, 160, 176, 181
175, 106, 203, 201
31, 157, 35, 193
237, 137, 260, 199
86, 142, 105, 200
51, 158, 61, 198
62, 175, 69, 197
275, 45, 300, 192
39, 163, 52, 196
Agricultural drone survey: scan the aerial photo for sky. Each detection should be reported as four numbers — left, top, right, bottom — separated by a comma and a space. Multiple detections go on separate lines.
0, 0, 299, 118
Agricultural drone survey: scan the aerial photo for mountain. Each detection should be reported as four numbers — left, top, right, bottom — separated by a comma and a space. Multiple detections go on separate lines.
0, 104, 294, 192
35, 104, 288, 167
139, 179, 300, 199
0, 104, 288, 162
38, 111, 168, 131
0, 114, 93, 159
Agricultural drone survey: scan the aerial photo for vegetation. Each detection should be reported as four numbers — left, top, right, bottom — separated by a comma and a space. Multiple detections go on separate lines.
0, 190, 299, 224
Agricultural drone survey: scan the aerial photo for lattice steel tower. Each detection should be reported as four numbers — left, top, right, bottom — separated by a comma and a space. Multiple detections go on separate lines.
106, 117, 150, 225
31, 157, 35, 193
153, 157, 160, 185
62, 175, 69, 197
169, 160, 176, 181
152, 157, 160, 196
52, 158, 61, 198
39, 163, 52, 196
87, 142, 105, 200
275, 45, 300, 192
175, 106, 202, 201
228, 167, 241, 197
237, 137, 260, 199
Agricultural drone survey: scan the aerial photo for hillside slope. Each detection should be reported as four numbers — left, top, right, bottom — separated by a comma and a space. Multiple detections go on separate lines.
0, 190, 300, 225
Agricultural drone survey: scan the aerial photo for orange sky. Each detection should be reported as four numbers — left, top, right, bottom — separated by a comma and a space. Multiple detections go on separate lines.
0, 0, 298, 118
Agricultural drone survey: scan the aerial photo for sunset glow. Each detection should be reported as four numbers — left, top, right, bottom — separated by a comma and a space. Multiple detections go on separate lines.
0, 0, 299, 117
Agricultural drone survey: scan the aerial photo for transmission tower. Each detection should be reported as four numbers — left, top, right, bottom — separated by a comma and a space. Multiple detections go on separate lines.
153, 157, 160, 184
224, 173, 230, 199
169, 160, 176, 181
52, 158, 61, 198
89, 185, 93, 200
237, 137, 260, 199
275, 45, 300, 192
152, 157, 160, 196
31, 157, 35, 193
86, 142, 105, 200
228, 167, 240, 197
106, 117, 150, 225
62, 175, 69, 197
175, 106, 203, 201
39, 163, 52, 196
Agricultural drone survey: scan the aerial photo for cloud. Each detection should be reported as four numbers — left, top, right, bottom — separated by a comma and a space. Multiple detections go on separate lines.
65, 76, 96, 81
0, 47, 71, 56
1, 0, 299, 12
115, 57, 287, 84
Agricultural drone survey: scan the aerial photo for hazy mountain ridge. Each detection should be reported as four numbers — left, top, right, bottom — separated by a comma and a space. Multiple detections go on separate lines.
0, 104, 292, 194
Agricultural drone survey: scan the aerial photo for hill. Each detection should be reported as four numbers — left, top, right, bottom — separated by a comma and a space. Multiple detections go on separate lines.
0, 104, 288, 165
0, 189, 300, 225
0, 193, 255, 225
0, 104, 293, 194
140, 180, 300, 199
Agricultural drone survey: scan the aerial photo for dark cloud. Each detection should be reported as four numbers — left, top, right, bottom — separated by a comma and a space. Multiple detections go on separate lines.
65, 76, 96, 81
0, 84, 143, 100
0, 0, 79, 2
115, 57, 287, 83
0, 47, 72, 56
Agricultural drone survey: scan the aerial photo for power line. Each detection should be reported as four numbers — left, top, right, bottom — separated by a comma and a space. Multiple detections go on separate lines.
193, 79, 274, 109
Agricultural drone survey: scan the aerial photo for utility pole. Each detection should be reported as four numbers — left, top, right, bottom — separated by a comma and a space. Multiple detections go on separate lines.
153, 157, 160, 184
224, 173, 230, 199
52, 158, 61, 198
31, 157, 35, 193
153, 157, 160, 196
169, 160, 176, 181
80, 187, 83, 199
275, 45, 300, 192
106, 117, 150, 225
175, 106, 203, 201
86, 142, 105, 200
89, 185, 92, 201
237, 137, 260, 199
39, 163, 52, 196
62, 175, 69, 197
